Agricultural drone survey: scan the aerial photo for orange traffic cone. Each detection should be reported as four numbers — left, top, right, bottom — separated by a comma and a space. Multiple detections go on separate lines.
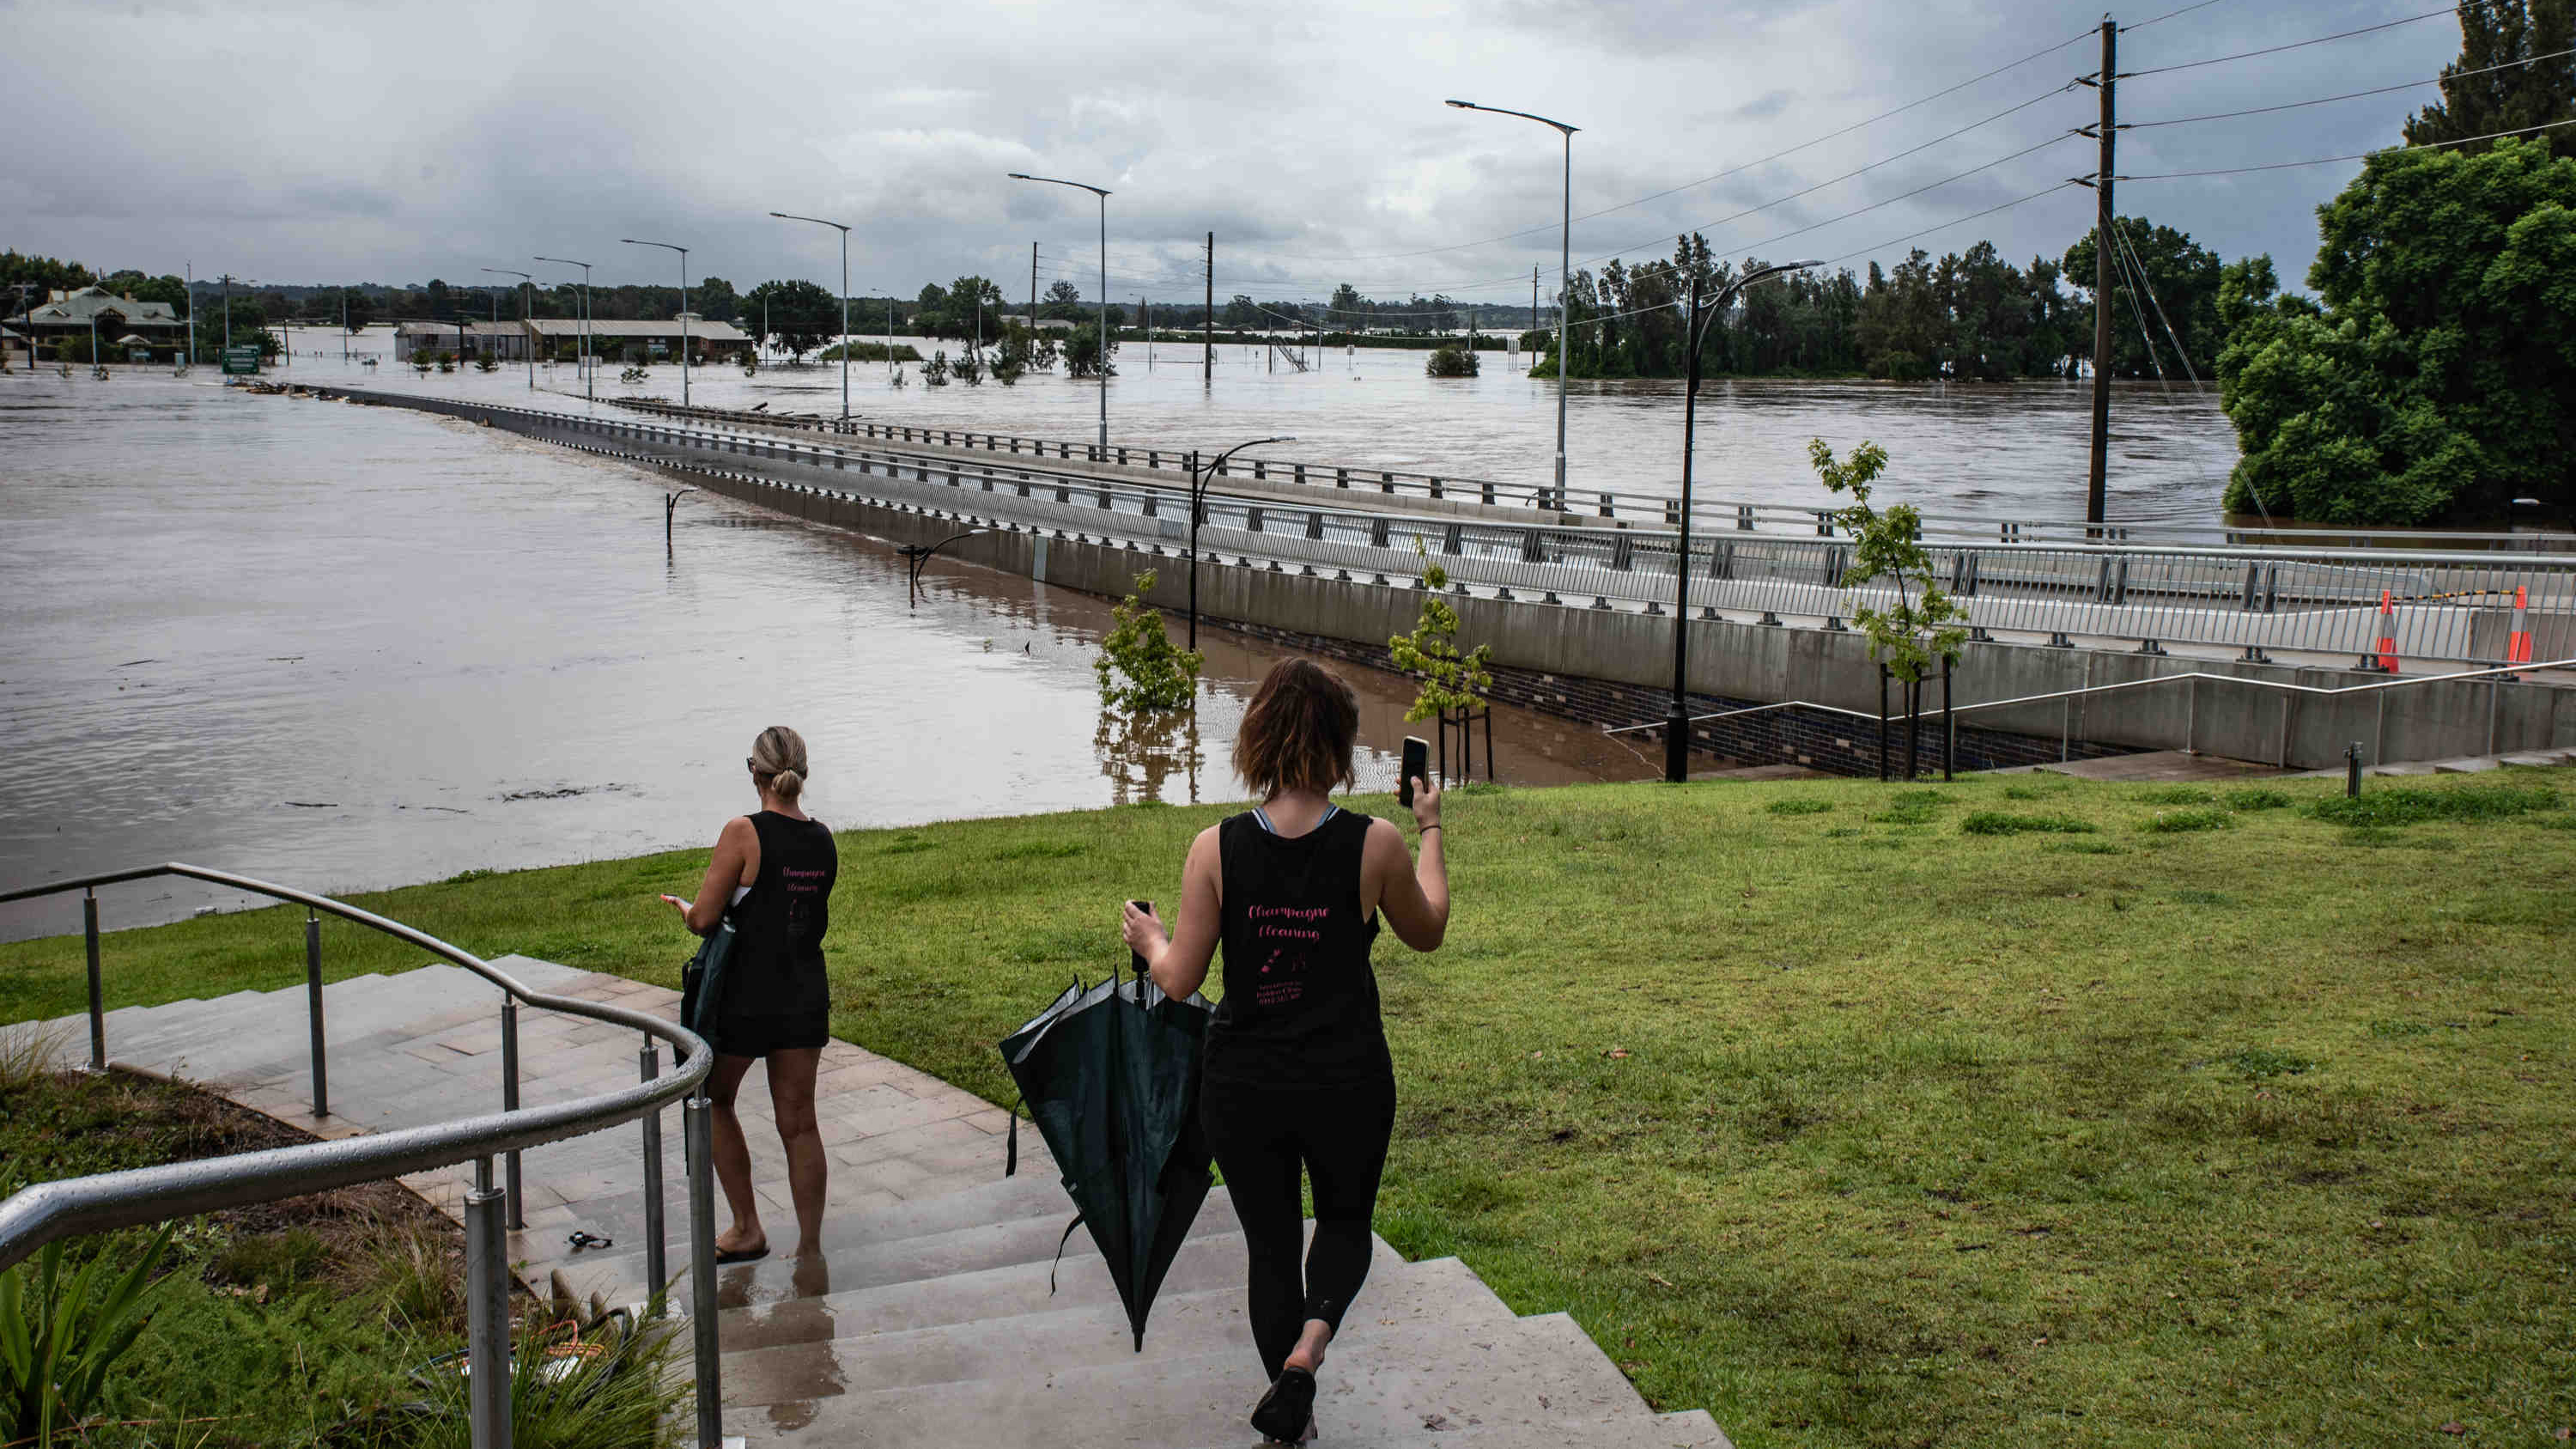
2374, 588, 2400, 673
2508, 585, 2533, 666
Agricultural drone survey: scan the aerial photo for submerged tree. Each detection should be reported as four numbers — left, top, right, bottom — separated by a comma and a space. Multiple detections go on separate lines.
1096, 570, 1204, 713
1388, 542, 1494, 730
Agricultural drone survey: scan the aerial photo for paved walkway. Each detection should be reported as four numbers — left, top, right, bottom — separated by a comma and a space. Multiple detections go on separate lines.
41, 962, 1731, 1448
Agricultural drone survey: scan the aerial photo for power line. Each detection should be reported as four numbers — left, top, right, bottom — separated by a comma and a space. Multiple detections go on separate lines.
2127, 46, 2576, 128
1217, 24, 2101, 265
2118, 114, 2576, 179
2121, 7, 2459, 80
1818, 180, 2086, 268
2121, 0, 2231, 32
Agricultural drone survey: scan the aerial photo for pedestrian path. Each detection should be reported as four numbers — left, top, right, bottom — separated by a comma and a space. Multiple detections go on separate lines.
42, 962, 1731, 1448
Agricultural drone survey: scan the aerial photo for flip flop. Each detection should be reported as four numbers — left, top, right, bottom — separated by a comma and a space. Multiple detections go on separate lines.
714, 1244, 770, 1264
1249, 1367, 1316, 1443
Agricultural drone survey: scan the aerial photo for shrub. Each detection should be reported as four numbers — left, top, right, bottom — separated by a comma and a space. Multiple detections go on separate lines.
2306, 783, 2558, 827
0, 1227, 175, 1446
1425, 344, 1480, 378
1094, 570, 1201, 713
1959, 812, 2098, 835
2139, 808, 2236, 833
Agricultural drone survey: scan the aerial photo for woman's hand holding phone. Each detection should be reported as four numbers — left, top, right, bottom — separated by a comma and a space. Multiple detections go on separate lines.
659, 892, 690, 919
1407, 772, 1443, 832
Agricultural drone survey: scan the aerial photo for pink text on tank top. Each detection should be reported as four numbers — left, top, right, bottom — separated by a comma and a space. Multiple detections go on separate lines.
1249, 904, 1327, 1006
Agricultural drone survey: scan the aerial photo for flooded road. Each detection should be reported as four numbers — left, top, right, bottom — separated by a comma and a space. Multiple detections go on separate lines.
0, 371, 1644, 940
295, 326, 2242, 527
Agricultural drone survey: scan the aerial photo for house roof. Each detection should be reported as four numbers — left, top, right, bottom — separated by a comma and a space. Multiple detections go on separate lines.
27, 286, 181, 327
526, 318, 751, 342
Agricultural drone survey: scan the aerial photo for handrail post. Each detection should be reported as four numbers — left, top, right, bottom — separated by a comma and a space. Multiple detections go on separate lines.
640, 1035, 667, 1305
501, 999, 524, 1229
304, 910, 328, 1117
684, 1093, 724, 1446
82, 891, 104, 1074
465, 1156, 513, 1449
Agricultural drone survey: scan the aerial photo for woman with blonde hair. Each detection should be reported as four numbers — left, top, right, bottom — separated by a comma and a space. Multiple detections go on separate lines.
665, 725, 838, 1262
1121, 659, 1450, 1444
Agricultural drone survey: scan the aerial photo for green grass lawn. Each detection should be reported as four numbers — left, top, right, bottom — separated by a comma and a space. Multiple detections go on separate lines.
5, 769, 2573, 1447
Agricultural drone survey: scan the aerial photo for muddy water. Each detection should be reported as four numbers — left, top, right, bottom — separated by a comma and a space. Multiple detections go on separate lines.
0, 371, 1646, 941
303, 326, 2241, 527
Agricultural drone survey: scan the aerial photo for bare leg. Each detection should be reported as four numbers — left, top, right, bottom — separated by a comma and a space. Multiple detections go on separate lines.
1284, 1318, 1333, 1373
704, 1052, 766, 1255
766, 1047, 829, 1256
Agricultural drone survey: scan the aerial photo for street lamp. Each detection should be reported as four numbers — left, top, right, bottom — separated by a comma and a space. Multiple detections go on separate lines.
1007, 173, 1111, 452
481, 268, 534, 390
769, 211, 853, 423
1184, 436, 1294, 648
1447, 99, 1576, 509
534, 257, 595, 401
1663, 259, 1822, 784
893, 529, 990, 606
621, 239, 691, 407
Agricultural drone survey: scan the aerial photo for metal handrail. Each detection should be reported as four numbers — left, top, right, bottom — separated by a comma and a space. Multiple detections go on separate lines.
0, 863, 726, 1449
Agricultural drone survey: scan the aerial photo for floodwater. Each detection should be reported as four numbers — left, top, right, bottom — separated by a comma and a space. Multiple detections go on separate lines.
0, 370, 1647, 941
289, 325, 2243, 527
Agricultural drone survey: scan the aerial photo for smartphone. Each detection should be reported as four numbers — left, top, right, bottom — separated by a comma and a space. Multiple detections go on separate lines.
1127, 900, 1151, 979
1398, 736, 1429, 807
658, 893, 688, 908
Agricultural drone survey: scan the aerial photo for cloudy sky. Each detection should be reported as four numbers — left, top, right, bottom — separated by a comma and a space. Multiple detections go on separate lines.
0, 0, 2476, 306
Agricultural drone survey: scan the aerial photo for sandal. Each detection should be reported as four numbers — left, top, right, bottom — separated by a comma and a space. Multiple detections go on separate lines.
1249, 1367, 1316, 1443
714, 1243, 770, 1264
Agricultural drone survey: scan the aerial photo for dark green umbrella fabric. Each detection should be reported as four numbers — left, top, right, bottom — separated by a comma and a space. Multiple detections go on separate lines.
1000, 971, 1214, 1350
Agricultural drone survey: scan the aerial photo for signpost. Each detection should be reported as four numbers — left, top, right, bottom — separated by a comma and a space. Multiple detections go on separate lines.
221, 345, 260, 376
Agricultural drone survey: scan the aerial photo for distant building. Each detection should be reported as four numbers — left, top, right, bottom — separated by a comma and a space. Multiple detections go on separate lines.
393, 321, 533, 362
12, 286, 186, 360
526, 317, 752, 362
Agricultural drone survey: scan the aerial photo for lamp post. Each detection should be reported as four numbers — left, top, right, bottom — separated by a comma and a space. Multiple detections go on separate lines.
769, 211, 853, 423
621, 239, 691, 407
535, 257, 595, 401
1185, 435, 1294, 648
1447, 100, 1576, 508
895, 529, 990, 606
1663, 259, 1822, 784
1007, 173, 1110, 451
481, 268, 534, 389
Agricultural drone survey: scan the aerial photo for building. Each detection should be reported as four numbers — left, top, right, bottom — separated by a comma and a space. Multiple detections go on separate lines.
11, 286, 187, 361
393, 321, 533, 362
526, 316, 752, 362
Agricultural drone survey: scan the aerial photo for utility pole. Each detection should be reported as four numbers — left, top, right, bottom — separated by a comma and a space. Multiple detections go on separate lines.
1030, 240, 1038, 334
2086, 16, 2117, 527
1203, 232, 1213, 387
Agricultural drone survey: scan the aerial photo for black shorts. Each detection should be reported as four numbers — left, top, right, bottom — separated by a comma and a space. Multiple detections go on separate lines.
713, 1009, 829, 1059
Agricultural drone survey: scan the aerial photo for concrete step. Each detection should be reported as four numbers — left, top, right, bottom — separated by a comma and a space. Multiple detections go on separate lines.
729, 1308, 1649, 1449
547, 1192, 1245, 1312
515, 1168, 1074, 1275
719, 1255, 1504, 1409
1174, 1409, 1734, 1449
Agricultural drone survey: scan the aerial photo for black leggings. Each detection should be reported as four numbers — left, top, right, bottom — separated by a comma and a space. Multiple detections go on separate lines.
1200, 1075, 1398, 1381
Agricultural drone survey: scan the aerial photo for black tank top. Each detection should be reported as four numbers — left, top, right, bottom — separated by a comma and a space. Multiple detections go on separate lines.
1206, 806, 1391, 1091
726, 811, 837, 1024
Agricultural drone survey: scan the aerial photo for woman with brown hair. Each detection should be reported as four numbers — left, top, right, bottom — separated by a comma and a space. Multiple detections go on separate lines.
1121, 658, 1450, 1444
665, 724, 838, 1263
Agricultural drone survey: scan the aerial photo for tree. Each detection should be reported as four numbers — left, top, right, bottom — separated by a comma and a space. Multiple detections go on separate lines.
341, 289, 374, 332
1388, 544, 1493, 726
1425, 344, 1479, 377
1812, 439, 1967, 685
2404, 0, 2575, 161
1063, 325, 1117, 378
1096, 570, 1203, 713
1219, 294, 1260, 328
0, 251, 94, 295
2063, 216, 2225, 380
744, 278, 840, 358
690, 276, 742, 326
2215, 137, 2576, 523
1045, 278, 1080, 307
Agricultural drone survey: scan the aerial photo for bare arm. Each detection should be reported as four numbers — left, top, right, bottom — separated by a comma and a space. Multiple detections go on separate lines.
1121, 825, 1222, 1001
1370, 774, 1448, 952
675, 816, 756, 935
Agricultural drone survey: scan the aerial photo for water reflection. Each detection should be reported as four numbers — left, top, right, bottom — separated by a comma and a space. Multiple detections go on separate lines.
1096, 707, 1205, 807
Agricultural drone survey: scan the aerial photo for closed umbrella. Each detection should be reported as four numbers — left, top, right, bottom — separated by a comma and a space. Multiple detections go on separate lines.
999, 966, 1214, 1350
